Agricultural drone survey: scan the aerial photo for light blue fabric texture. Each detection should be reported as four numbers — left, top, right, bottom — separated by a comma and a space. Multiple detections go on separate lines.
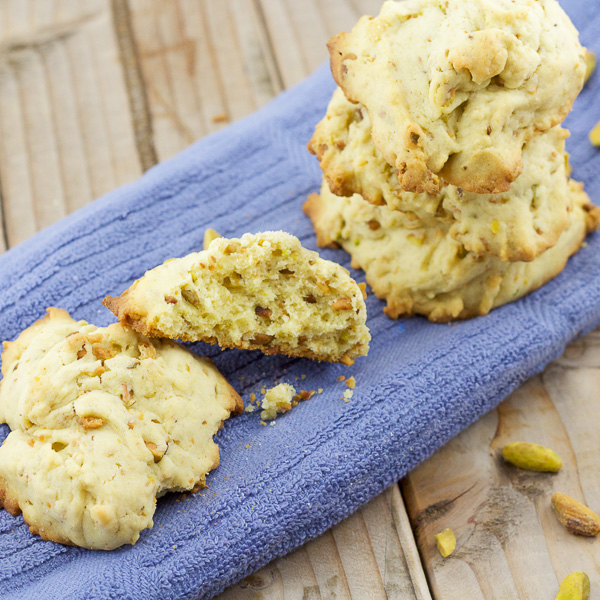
0, 2, 598, 597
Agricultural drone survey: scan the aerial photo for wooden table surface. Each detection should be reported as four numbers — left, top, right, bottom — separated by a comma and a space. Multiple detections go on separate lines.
0, 1, 598, 598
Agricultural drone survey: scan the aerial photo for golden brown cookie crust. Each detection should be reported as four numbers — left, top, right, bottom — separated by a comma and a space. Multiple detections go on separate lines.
309, 89, 573, 263
305, 180, 598, 322
328, 0, 586, 194
104, 294, 362, 366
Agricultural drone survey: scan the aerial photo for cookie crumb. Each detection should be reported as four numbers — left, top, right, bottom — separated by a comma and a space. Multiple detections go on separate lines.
211, 113, 229, 123
261, 383, 296, 420
337, 375, 346, 382
244, 405, 256, 413
346, 376, 356, 389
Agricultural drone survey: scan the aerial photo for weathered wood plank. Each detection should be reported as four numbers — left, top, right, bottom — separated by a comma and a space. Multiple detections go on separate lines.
111, 0, 158, 171
258, 0, 384, 87
0, 0, 141, 247
401, 330, 600, 599
0, 201, 6, 252
218, 485, 431, 600
127, 0, 280, 162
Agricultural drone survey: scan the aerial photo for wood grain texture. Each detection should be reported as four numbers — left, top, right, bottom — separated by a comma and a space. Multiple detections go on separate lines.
259, 0, 383, 88
127, 0, 281, 162
401, 330, 600, 600
0, 0, 141, 246
218, 485, 432, 600
112, 0, 158, 171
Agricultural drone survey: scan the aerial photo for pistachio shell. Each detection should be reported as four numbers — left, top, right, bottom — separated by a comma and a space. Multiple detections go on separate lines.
502, 441, 562, 472
555, 572, 590, 600
551, 493, 600, 536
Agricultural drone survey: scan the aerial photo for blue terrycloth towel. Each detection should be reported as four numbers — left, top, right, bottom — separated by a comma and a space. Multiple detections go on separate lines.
0, 1, 598, 597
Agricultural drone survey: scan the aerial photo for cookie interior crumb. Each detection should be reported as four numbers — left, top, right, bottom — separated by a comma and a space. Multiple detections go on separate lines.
0, 308, 241, 550
104, 232, 370, 364
261, 383, 297, 421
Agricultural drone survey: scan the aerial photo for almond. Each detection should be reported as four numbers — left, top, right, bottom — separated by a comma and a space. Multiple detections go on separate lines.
551, 493, 600, 536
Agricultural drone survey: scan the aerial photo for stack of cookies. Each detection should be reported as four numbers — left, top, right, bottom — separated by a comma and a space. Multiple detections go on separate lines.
305, 0, 600, 321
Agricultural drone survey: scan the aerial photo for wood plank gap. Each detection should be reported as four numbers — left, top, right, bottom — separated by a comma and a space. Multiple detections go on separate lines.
252, 0, 284, 93
173, 0, 205, 137
38, 42, 70, 225
198, 0, 234, 123
111, 0, 157, 171
0, 182, 9, 252
394, 484, 435, 600
12, 53, 38, 236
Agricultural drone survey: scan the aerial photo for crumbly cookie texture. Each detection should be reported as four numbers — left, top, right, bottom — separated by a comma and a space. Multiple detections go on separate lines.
329, 0, 585, 194
310, 89, 572, 262
0, 308, 242, 550
304, 180, 600, 322
104, 232, 370, 365
261, 383, 297, 421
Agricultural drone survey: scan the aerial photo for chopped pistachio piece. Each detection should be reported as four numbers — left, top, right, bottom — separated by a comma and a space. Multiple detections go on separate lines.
434, 528, 456, 558
555, 572, 590, 600
590, 121, 600, 147
585, 50, 596, 85
203, 228, 222, 250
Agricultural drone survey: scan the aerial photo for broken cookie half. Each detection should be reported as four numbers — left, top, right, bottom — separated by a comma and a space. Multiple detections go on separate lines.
104, 231, 370, 365
0, 308, 242, 550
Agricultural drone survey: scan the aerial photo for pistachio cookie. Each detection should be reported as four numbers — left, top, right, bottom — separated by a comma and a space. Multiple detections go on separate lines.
304, 180, 599, 321
0, 308, 242, 550
310, 88, 572, 262
329, 0, 585, 194
104, 231, 370, 365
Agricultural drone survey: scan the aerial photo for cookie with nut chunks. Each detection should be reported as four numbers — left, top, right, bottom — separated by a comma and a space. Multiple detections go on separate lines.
0, 308, 242, 550
104, 232, 370, 365
329, 0, 585, 194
